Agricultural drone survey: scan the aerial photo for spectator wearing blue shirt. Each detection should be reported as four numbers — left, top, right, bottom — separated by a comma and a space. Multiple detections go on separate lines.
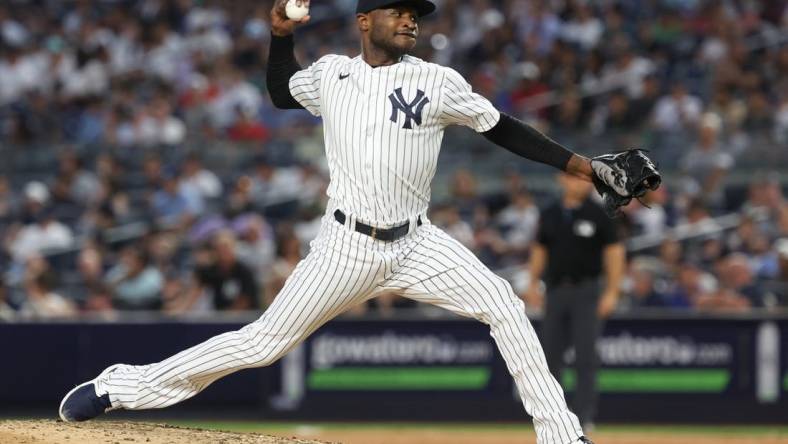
150, 171, 201, 228
105, 247, 163, 311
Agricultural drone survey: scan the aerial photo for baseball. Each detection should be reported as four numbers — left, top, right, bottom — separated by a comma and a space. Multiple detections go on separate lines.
285, 0, 309, 20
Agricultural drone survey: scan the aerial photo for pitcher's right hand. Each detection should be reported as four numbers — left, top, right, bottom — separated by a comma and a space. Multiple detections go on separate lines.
271, 0, 311, 36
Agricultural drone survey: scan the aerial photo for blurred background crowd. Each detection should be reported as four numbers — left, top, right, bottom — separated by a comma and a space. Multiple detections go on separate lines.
1, 0, 787, 320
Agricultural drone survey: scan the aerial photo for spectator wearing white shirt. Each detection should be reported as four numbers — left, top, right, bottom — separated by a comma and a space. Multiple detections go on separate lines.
58, 47, 110, 100
453, 0, 505, 53
106, 21, 144, 76
497, 190, 539, 253
233, 213, 276, 287
135, 98, 186, 147
143, 21, 186, 83
9, 216, 74, 263
20, 255, 77, 319
698, 24, 729, 65
250, 159, 304, 209
680, 113, 734, 208
561, 3, 603, 51
184, 8, 232, 61
653, 83, 703, 132
8, 186, 74, 263
625, 186, 668, 238
180, 154, 223, 200
600, 40, 655, 99
0, 47, 30, 105
58, 152, 102, 206
209, 68, 262, 130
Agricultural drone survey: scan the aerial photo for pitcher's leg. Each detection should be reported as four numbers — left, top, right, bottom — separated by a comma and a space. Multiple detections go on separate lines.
97, 221, 383, 411
97, 314, 305, 410
392, 226, 583, 443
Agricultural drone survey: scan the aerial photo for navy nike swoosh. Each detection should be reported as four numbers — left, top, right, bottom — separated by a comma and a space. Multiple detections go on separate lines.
339, 73, 350, 80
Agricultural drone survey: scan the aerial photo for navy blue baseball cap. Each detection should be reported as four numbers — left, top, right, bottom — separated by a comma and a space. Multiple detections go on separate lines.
356, 0, 437, 17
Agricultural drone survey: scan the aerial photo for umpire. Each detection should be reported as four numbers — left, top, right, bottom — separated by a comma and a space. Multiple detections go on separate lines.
526, 172, 625, 430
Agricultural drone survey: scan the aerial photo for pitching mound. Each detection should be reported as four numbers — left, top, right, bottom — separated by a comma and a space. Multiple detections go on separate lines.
0, 420, 336, 444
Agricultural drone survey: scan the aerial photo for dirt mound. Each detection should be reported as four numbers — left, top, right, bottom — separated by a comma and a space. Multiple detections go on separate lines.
0, 420, 337, 444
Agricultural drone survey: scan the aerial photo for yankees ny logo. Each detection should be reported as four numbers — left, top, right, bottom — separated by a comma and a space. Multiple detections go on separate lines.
389, 88, 430, 129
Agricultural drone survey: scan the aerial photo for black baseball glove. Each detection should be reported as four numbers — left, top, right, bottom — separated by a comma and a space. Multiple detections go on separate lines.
590, 149, 662, 218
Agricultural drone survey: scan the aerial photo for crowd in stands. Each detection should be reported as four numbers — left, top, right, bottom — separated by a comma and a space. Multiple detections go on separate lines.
0, 0, 787, 320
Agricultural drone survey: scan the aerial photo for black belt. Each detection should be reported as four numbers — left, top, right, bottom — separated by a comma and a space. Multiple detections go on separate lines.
334, 210, 421, 242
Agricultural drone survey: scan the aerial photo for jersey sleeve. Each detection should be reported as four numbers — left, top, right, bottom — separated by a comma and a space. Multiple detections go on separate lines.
288, 55, 334, 117
440, 67, 501, 132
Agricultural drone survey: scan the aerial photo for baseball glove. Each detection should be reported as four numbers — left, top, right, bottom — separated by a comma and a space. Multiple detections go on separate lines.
590, 149, 662, 218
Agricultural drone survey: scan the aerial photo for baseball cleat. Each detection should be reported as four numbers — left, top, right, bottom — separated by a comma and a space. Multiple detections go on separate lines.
58, 365, 121, 422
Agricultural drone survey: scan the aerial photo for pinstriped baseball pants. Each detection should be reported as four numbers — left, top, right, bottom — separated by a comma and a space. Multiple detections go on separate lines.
97, 213, 583, 443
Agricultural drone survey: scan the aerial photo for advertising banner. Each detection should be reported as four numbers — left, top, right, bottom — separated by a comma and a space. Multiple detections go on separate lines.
307, 322, 495, 392
270, 318, 787, 422
294, 320, 744, 395
0, 317, 785, 422
566, 321, 737, 395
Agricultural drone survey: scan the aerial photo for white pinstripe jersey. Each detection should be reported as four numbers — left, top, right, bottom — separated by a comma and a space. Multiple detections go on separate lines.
289, 54, 500, 227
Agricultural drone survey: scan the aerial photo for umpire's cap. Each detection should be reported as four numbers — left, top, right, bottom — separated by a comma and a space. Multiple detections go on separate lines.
356, 0, 436, 17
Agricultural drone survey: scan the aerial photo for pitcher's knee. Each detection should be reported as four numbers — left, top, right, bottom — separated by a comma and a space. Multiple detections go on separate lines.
482, 277, 525, 316
487, 302, 527, 327
490, 276, 525, 311
238, 322, 304, 367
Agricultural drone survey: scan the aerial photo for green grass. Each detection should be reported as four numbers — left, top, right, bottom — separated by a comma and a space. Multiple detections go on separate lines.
561, 369, 730, 393
166, 421, 788, 436
308, 366, 491, 390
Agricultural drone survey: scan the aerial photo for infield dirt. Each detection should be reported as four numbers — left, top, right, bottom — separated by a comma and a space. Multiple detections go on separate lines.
1, 420, 786, 444
0, 420, 336, 444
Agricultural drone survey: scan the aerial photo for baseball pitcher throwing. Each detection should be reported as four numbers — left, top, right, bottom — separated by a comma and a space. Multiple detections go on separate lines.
60, 1, 660, 442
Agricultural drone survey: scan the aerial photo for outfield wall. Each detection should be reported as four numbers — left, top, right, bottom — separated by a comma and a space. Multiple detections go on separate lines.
1, 314, 785, 423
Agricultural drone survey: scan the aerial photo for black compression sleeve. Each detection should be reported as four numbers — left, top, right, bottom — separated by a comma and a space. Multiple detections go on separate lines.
482, 113, 574, 171
266, 33, 304, 109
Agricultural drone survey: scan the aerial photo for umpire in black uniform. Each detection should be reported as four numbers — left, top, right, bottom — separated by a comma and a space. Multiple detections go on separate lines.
526, 172, 625, 430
